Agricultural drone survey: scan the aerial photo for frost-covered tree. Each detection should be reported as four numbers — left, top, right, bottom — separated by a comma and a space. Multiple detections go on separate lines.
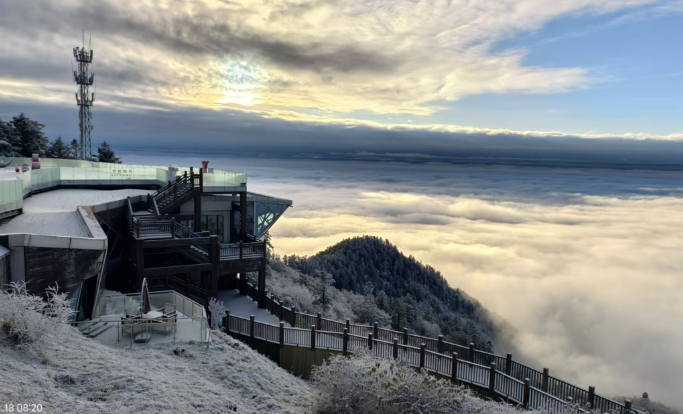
285, 236, 496, 350
207, 297, 227, 330
613, 395, 680, 414
264, 230, 274, 264
47, 136, 72, 159
312, 270, 335, 315
10, 113, 49, 157
0, 282, 74, 351
96, 140, 121, 163
0, 118, 20, 156
312, 351, 543, 414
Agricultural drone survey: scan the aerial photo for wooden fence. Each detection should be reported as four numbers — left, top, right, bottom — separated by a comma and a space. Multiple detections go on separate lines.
224, 283, 636, 414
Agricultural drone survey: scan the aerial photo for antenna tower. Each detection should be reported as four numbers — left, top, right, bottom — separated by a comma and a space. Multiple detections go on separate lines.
72, 30, 95, 160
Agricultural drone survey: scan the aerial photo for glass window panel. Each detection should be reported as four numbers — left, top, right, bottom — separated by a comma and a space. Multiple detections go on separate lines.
217, 215, 224, 241
208, 216, 217, 236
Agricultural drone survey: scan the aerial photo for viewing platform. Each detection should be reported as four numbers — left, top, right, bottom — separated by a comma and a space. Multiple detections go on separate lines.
0, 156, 291, 324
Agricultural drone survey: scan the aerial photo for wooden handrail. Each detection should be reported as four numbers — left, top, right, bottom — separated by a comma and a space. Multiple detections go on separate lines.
151, 196, 161, 219
232, 281, 640, 414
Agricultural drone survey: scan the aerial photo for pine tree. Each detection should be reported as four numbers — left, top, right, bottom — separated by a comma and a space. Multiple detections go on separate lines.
10, 113, 49, 157
312, 270, 335, 315
69, 139, 80, 159
47, 136, 72, 159
263, 231, 274, 264
96, 141, 121, 163
0, 118, 20, 156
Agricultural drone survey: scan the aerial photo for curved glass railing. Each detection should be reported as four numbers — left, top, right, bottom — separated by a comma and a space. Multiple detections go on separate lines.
0, 158, 247, 216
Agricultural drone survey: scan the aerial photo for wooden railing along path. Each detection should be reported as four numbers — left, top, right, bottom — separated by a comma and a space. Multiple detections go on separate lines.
226, 282, 637, 414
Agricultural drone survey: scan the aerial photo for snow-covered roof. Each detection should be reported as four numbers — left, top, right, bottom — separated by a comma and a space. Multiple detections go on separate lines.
22, 188, 150, 213
0, 211, 90, 237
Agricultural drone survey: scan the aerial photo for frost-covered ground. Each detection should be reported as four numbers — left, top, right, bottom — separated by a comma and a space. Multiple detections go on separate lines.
0, 327, 312, 413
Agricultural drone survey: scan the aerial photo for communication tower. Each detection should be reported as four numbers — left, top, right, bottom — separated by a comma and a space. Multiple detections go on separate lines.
72, 31, 95, 160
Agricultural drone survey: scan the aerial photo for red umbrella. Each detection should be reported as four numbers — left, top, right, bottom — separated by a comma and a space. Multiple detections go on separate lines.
141, 278, 151, 315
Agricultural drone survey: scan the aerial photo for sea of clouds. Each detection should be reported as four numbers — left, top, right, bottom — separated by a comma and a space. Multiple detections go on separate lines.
124, 152, 683, 409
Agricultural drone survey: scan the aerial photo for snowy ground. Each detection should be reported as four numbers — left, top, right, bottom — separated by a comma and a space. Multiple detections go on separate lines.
0, 326, 312, 413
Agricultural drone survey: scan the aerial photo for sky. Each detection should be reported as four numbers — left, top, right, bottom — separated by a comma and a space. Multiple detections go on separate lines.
1, 0, 683, 409
0, 0, 683, 157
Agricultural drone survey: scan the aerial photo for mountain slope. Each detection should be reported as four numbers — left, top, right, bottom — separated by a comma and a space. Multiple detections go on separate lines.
282, 236, 496, 350
0, 324, 311, 413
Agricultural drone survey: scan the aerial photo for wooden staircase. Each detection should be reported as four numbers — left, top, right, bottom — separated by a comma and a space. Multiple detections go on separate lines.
150, 171, 201, 215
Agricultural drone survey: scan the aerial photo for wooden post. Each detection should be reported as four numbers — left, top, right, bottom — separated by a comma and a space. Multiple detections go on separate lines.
403, 327, 408, 345
223, 310, 230, 332
505, 353, 513, 375
136, 239, 145, 290
311, 325, 316, 351
278, 301, 283, 321
368, 333, 373, 350
469, 343, 475, 363
258, 259, 266, 308
343, 328, 348, 355
438, 335, 444, 354
451, 352, 458, 382
587, 386, 596, 409
316, 312, 322, 330
542, 368, 549, 392
210, 236, 219, 299
393, 338, 398, 359
489, 362, 497, 393
625, 400, 632, 413
419, 343, 426, 369
291, 307, 297, 327
239, 272, 246, 295
194, 181, 202, 233
199, 167, 203, 190
249, 315, 255, 344
345, 319, 350, 334
279, 321, 285, 348
373, 322, 379, 339
523, 378, 531, 409
239, 191, 247, 241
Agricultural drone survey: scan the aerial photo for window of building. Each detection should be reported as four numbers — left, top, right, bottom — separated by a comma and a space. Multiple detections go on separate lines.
200, 215, 224, 240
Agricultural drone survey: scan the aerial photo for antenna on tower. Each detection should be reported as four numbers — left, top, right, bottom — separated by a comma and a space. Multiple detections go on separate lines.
72, 30, 95, 160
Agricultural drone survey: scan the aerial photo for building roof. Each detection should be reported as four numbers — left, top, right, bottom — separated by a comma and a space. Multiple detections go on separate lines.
0, 189, 148, 238
0, 211, 90, 237
22, 188, 149, 213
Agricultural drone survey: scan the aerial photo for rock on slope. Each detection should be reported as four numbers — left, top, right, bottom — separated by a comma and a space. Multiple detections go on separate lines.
0, 327, 311, 414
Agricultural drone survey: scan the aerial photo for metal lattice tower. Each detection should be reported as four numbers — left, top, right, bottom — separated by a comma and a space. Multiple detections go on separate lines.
72, 31, 95, 160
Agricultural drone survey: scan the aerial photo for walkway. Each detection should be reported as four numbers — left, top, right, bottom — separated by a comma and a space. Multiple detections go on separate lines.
218, 289, 280, 325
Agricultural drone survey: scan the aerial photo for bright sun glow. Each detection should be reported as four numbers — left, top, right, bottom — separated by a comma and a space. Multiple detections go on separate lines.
218, 90, 262, 106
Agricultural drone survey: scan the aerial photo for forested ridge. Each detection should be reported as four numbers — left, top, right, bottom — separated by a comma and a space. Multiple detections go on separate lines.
278, 236, 496, 350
